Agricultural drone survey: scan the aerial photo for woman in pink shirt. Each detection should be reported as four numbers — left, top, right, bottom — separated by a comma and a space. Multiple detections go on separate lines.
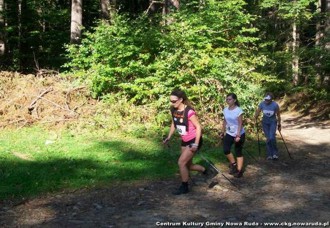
163, 89, 208, 195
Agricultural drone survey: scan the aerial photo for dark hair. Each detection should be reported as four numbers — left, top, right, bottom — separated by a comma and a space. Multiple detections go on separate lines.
227, 93, 240, 106
170, 88, 193, 107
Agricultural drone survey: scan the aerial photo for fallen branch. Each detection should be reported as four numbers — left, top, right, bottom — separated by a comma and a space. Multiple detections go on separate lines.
145, 1, 164, 14
65, 86, 86, 111
0, 118, 26, 128
36, 69, 59, 77
39, 96, 76, 115
40, 118, 75, 124
28, 87, 53, 114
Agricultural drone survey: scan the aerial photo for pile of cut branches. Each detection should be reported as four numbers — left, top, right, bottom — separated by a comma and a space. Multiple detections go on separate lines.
0, 71, 96, 128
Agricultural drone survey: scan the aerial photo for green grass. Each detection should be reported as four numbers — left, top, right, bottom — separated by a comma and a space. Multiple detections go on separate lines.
0, 126, 181, 200
0, 126, 263, 201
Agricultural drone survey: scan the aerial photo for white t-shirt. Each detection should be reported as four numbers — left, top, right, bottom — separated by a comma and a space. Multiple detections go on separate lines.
223, 106, 245, 137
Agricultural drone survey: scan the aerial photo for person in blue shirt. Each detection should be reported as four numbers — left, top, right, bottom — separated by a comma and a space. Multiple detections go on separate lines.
254, 92, 282, 160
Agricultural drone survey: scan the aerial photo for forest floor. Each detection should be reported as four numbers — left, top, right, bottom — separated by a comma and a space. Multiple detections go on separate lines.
0, 72, 329, 227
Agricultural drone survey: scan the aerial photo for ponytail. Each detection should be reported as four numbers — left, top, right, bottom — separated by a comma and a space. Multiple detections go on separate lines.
227, 93, 240, 106
171, 88, 193, 108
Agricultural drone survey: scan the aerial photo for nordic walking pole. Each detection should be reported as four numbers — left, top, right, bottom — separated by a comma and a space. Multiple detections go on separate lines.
278, 130, 293, 159
243, 148, 259, 163
197, 152, 238, 189
217, 133, 240, 188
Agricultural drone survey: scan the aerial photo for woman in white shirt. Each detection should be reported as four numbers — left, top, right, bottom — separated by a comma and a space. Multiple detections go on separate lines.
220, 93, 245, 178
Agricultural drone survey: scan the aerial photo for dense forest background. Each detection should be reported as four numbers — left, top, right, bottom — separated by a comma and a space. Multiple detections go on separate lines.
0, 0, 329, 127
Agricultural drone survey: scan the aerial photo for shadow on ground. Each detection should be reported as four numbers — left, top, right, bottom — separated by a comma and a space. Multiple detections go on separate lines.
0, 132, 329, 227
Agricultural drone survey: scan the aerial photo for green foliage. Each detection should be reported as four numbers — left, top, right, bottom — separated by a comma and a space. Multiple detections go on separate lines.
254, 0, 329, 93
77, 94, 171, 137
64, 15, 163, 99
259, 0, 316, 21
64, 0, 275, 124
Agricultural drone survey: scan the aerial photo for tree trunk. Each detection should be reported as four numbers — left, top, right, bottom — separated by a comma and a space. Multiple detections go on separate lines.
0, 0, 5, 56
102, 0, 116, 24
162, 0, 179, 25
292, 20, 299, 86
146, 0, 163, 14
315, 0, 323, 86
162, 0, 179, 15
162, 0, 169, 16
70, 0, 83, 44
324, 0, 330, 87
17, 0, 22, 68
316, 0, 330, 88
316, 0, 323, 46
100, 0, 110, 20
109, 0, 116, 24
325, 0, 330, 49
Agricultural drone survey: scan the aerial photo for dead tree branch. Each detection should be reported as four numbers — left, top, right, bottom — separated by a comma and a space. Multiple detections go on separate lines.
145, 1, 164, 14
65, 86, 86, 111
39, 97, 76, 115
28, 87, 53, 114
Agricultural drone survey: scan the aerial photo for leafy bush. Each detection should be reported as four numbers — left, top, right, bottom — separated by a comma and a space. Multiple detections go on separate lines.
64, 0, 279, 126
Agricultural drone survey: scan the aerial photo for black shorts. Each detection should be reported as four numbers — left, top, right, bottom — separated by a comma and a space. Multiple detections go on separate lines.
223, 133, 245, 157
181, 137, 203, 150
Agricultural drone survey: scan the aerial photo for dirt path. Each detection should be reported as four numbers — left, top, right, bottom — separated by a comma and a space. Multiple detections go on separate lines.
1, 113, 329, 228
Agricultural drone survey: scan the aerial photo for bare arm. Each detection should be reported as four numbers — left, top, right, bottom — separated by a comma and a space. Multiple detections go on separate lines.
236, 114, 243, 137
168, 121, 176, 139
254, 107, 261, 121
276, 106, 281, 131
189, 114, 202, 145
220, 118, 227, 138
233, 114, 244, 142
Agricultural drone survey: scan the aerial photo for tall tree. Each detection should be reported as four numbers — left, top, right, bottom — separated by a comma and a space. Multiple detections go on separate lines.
100, 0, 110, 20
109, 0, 116, 23
256, 0, 317, 87
163, 0, 179, 15
322, 0, 330, 87
163, 0, 180, 25
292, 2, 299, 86
100, 0, 117, 24
70, 0, 83, 44
17, 0, 22, 68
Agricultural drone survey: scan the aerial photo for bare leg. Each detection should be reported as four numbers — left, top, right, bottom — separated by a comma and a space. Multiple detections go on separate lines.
226, 153, 236, 164
189, 164, 205, 172
236, 156, 244, 171
178, 146, 195, 182
185, 153, 205, 172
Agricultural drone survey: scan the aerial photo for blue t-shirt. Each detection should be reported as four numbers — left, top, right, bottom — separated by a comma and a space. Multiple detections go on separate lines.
258, 101, 279, 123
223, 106, 245, 137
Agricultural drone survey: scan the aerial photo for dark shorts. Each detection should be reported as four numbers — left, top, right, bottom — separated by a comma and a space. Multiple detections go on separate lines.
181, 137, 203, 151
223, 133, 245, 157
